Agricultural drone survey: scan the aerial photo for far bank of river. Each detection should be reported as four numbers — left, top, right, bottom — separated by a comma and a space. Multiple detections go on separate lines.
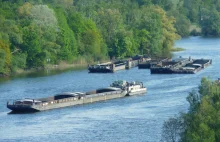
1, 48, 183, 82
0, 64, 87, 83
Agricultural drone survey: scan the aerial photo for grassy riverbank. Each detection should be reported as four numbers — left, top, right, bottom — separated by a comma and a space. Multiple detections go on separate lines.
171, 47, 185, 52
8, 57, 111, 77
14, 62, 87, 75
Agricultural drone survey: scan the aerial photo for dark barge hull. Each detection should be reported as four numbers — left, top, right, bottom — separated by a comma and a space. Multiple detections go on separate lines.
88, 63, 126, 73
88, 68, 112, 73
7, 105, 39, 112
150, 67, 199, 74
138, 63, 151, 69
150, 68, 174, 74
150, 59, 212, 74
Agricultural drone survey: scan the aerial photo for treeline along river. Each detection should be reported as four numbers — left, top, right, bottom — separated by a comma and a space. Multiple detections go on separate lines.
0, 37, 220, 142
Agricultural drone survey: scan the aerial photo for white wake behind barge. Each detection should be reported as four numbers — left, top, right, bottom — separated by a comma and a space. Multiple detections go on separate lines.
7, 81, 147, 112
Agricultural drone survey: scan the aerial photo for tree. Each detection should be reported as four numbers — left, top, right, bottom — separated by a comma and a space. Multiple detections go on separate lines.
200, 7, 220, 36
0, 40, 11, 74
154, 6, 180, 52
17, 2, 33, 17
22, 25, 45, 68
0, 0, 184, 73
30, 5, 58, 29
55, 7, 78, 61
112, 29, 135, 58
97, 8, 123, 47
0, 48, 6, 73
161, 116, 183, 142
11, 53, 27, 70
82, 29, 102, 59
165, 78, 220, 142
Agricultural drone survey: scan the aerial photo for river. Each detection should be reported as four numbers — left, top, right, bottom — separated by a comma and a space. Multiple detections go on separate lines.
0, 37, 219, 142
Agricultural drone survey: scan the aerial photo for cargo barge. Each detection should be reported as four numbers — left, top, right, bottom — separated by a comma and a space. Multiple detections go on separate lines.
126, 55, 151, 69
88, 55, 150, 73
138, 58, 168, 69
88, 60, 126, 73
150, 57, 212, 74
7, 81, 147, 112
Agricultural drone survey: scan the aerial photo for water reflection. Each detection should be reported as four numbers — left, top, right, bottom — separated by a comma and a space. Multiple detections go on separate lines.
0, 66, 86, 84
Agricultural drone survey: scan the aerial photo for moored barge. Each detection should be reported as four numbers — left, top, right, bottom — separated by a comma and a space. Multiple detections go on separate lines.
150, 57, 212, 74
88, 55, 151, 73
88, 61, 126, 73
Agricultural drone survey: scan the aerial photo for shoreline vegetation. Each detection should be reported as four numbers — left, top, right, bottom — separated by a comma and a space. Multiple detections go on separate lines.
161, 78, 220, 142
2, 48, 188, 78
1, 0, 220, 78
14, 62, 88, 76
171, 47, 185, 52
7, 59, 104, 77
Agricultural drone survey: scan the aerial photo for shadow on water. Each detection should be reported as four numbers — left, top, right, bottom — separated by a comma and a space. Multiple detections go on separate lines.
7, 111, 38, 115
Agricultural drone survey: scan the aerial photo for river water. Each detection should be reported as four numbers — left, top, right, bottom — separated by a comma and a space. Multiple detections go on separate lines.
0, 37, 219, 142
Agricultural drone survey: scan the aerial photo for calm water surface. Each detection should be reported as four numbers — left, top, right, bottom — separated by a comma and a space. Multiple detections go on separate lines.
0, 37, 220, 142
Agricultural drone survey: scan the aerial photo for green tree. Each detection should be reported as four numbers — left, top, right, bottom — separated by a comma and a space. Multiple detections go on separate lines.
22, 25, 46, 68
200, 7, 220, 36
0, 40, 11, 74
163, 78, 220, 142
161, 116, 183, 142
11, 53, 27, 71
55, 7, 78, 61
30, 5, 58, 29
112, 29, 135, 58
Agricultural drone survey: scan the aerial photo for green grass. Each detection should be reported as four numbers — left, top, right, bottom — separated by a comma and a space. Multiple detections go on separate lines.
171, 47, 185, 52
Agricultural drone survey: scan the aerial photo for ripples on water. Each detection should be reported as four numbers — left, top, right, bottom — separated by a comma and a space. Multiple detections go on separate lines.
0, 37, 220, 142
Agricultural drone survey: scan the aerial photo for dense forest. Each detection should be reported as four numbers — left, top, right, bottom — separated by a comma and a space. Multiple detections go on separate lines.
0, 0, 220, 76
161, 78, 220, 142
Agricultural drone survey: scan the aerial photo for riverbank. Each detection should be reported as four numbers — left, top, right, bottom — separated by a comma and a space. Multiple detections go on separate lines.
0, 49, 185, 78
18, 62, 87, 73
1, 59, 110, 78
13, 62, 88, 77
171, 47, 185, 52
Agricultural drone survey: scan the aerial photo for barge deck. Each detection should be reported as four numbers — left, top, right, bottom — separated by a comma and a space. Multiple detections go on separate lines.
88, 55, 150, 73
150, 57, 212, 74
7, 81, 147, 112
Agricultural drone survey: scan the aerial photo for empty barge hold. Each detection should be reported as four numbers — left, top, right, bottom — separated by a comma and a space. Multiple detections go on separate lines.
150, 57, 212, 74
88, 55, 151, 73
7, 81, 147, 112
88, 61, 126, 73
88, 62, 113, 73
138, 58, 168, 69
126, 55, 151, 69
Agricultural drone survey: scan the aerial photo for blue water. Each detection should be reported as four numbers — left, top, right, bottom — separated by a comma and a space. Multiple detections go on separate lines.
0, 37, 219, 142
